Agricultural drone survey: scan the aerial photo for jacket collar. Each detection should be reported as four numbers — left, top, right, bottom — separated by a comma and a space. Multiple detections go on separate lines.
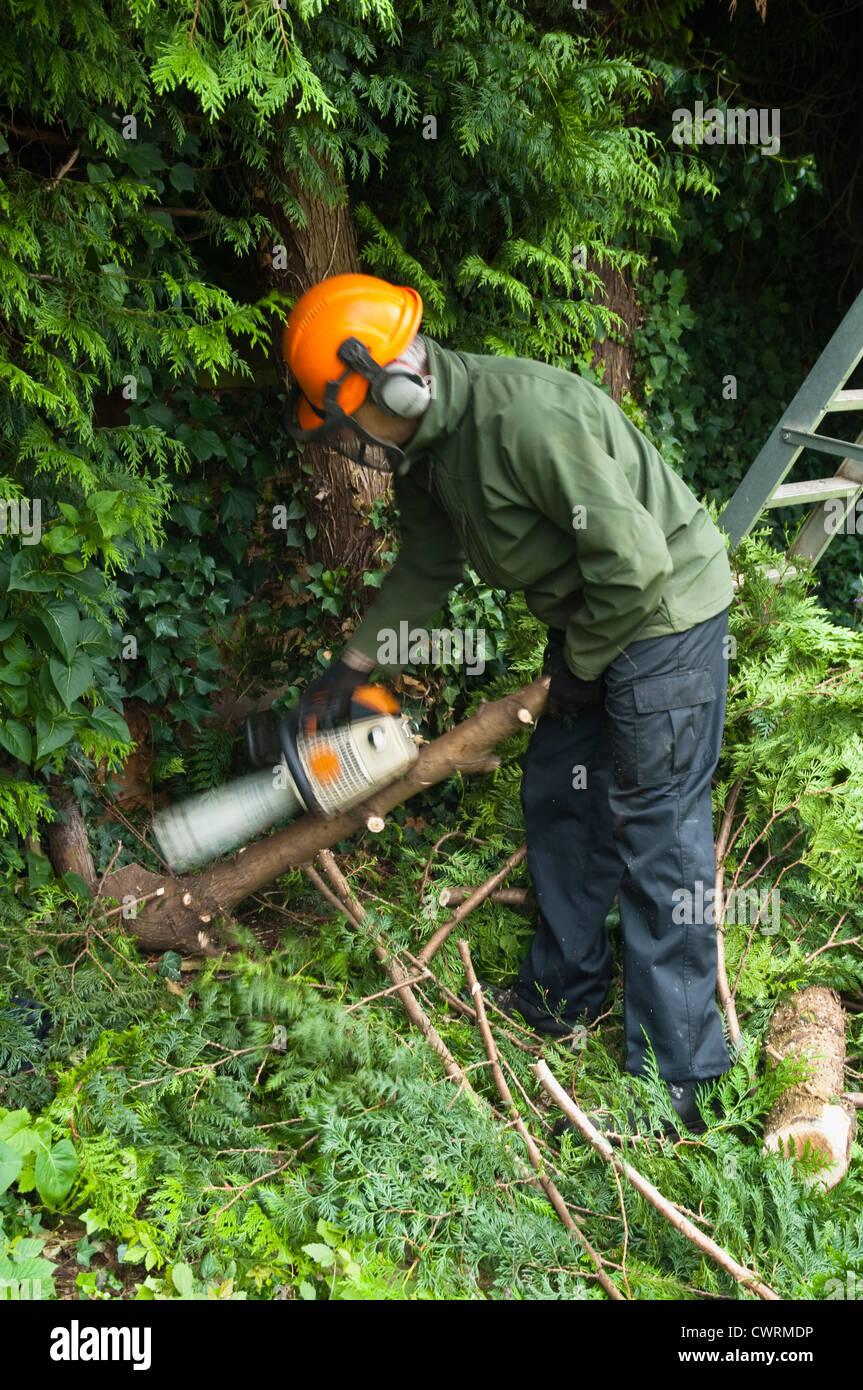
401, 338, 472, 463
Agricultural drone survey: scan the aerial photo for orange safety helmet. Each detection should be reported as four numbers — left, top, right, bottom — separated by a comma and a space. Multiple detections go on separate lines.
281, 274, 427, 472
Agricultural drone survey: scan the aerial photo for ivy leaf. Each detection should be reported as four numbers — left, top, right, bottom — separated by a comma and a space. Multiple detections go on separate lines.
34, 1139, 77, 1206
34, 714, 75, 761
0, 1111, 31, 1143
61, 871, 92, 903
0, 1138, 24, 1196
76, 618, 114, 656
7, 551, 53, 592
49, 653, 95, 707
169, 162, 196, 193
301, 1243, 336, 1267
171, 1262, 196, 1297
42, 524, 81, 555
87, 490, 125, 538
39, 601, 81, 662
86, 707, 131, 742
0, 718, 32, 765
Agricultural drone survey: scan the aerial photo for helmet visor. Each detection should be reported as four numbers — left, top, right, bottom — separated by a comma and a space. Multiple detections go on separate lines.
284, 385, 403, 473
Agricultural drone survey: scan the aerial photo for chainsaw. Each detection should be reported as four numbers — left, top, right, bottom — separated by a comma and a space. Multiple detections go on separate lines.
151, 686, 419, 872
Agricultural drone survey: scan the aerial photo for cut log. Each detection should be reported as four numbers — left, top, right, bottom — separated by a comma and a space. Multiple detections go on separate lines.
763, 986, 856, 1190
100, 677, 550, 952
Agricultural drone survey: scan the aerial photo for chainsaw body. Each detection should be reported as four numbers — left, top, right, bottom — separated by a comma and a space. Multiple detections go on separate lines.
152, 686, 418, 871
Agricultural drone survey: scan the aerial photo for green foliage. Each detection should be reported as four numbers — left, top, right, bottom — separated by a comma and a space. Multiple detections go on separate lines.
350, 2, 712, 364
2, 0, 863, 1305
0, 1106, 78, 1208
0, 1192, 61, 1299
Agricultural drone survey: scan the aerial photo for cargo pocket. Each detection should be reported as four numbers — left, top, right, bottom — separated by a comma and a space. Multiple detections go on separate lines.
632, 668, 716, 787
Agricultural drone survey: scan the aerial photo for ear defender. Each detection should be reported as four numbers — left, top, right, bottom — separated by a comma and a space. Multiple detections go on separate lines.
337, 337, 432, 419
373, 360, 432, 418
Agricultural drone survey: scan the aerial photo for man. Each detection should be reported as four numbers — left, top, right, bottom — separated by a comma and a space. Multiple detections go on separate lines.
262, 271, 734, 1135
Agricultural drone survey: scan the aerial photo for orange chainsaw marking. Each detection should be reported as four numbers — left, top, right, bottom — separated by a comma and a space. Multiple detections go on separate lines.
354, 684, 399, 714
307, 745, 342, 784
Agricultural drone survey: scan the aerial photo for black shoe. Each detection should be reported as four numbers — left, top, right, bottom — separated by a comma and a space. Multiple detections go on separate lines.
665, 1076, 725, 1134
462, 980, 580, 1039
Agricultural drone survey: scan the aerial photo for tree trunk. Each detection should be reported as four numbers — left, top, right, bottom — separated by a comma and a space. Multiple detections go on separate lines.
763, 985, 856, 1190
45, 786, 98, 892
265, 165, 390, 583
100, 679, 550, 953
589, 254, 639, 404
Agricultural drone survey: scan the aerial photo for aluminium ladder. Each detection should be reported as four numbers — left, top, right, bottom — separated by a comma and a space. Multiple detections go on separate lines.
720, 286, 863, 581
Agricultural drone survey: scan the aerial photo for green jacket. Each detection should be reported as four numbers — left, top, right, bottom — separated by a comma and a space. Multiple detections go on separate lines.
345, 338, 733, 682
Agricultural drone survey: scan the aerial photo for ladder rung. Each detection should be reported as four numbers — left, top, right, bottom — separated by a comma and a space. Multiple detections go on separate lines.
781, 428, 863, 464
766, 478, 862, 507
827, 389, 863, 412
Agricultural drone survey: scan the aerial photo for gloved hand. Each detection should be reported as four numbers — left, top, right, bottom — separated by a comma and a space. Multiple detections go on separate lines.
291, 656, 367, 733
245, 657, 369, 769
542, 635, 603, 720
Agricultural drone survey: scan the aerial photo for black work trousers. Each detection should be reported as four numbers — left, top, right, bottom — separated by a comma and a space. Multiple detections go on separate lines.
514, 606, 733, 1083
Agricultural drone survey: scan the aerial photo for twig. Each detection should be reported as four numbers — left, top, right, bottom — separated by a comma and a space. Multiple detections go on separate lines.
535, 1061, 780, 1302
714, 865, 742, 1050
802, 914, 862, 966
437, 885, 531, 909
345, 972, 432, 1012
95, 841, 125, 898
96, 886, 166, 920
48, 145, 80, 188
418, 844, 527, 964
305, 855, 474, 1093
416, 831, 491, 911
458, 941, 624, 1301
207, 1134, 318, 1223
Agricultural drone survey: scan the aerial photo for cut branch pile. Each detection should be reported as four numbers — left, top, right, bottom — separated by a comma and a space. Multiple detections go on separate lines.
74, 672, 854, 1296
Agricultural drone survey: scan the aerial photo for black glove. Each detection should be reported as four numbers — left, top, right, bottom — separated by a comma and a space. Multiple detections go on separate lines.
292, 657, 367, 733
245, 658, 368, 769
542, 633, 603, 720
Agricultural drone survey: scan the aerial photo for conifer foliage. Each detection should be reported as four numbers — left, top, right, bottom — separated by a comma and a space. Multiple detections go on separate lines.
1, 2, 861, 1304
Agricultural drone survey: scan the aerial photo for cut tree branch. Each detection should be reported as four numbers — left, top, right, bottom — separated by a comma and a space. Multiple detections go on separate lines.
535, 1061, 781, 1301
99, 679, 550, 952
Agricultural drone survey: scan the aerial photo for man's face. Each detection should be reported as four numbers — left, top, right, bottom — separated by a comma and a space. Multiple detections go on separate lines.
348, 396, 422, 446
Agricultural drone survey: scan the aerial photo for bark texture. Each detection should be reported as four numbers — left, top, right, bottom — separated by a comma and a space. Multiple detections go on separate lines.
45, 786, 98, 892
265, 165, 390, 581
763, 986, 856, 1190
589, 255, 639, 404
